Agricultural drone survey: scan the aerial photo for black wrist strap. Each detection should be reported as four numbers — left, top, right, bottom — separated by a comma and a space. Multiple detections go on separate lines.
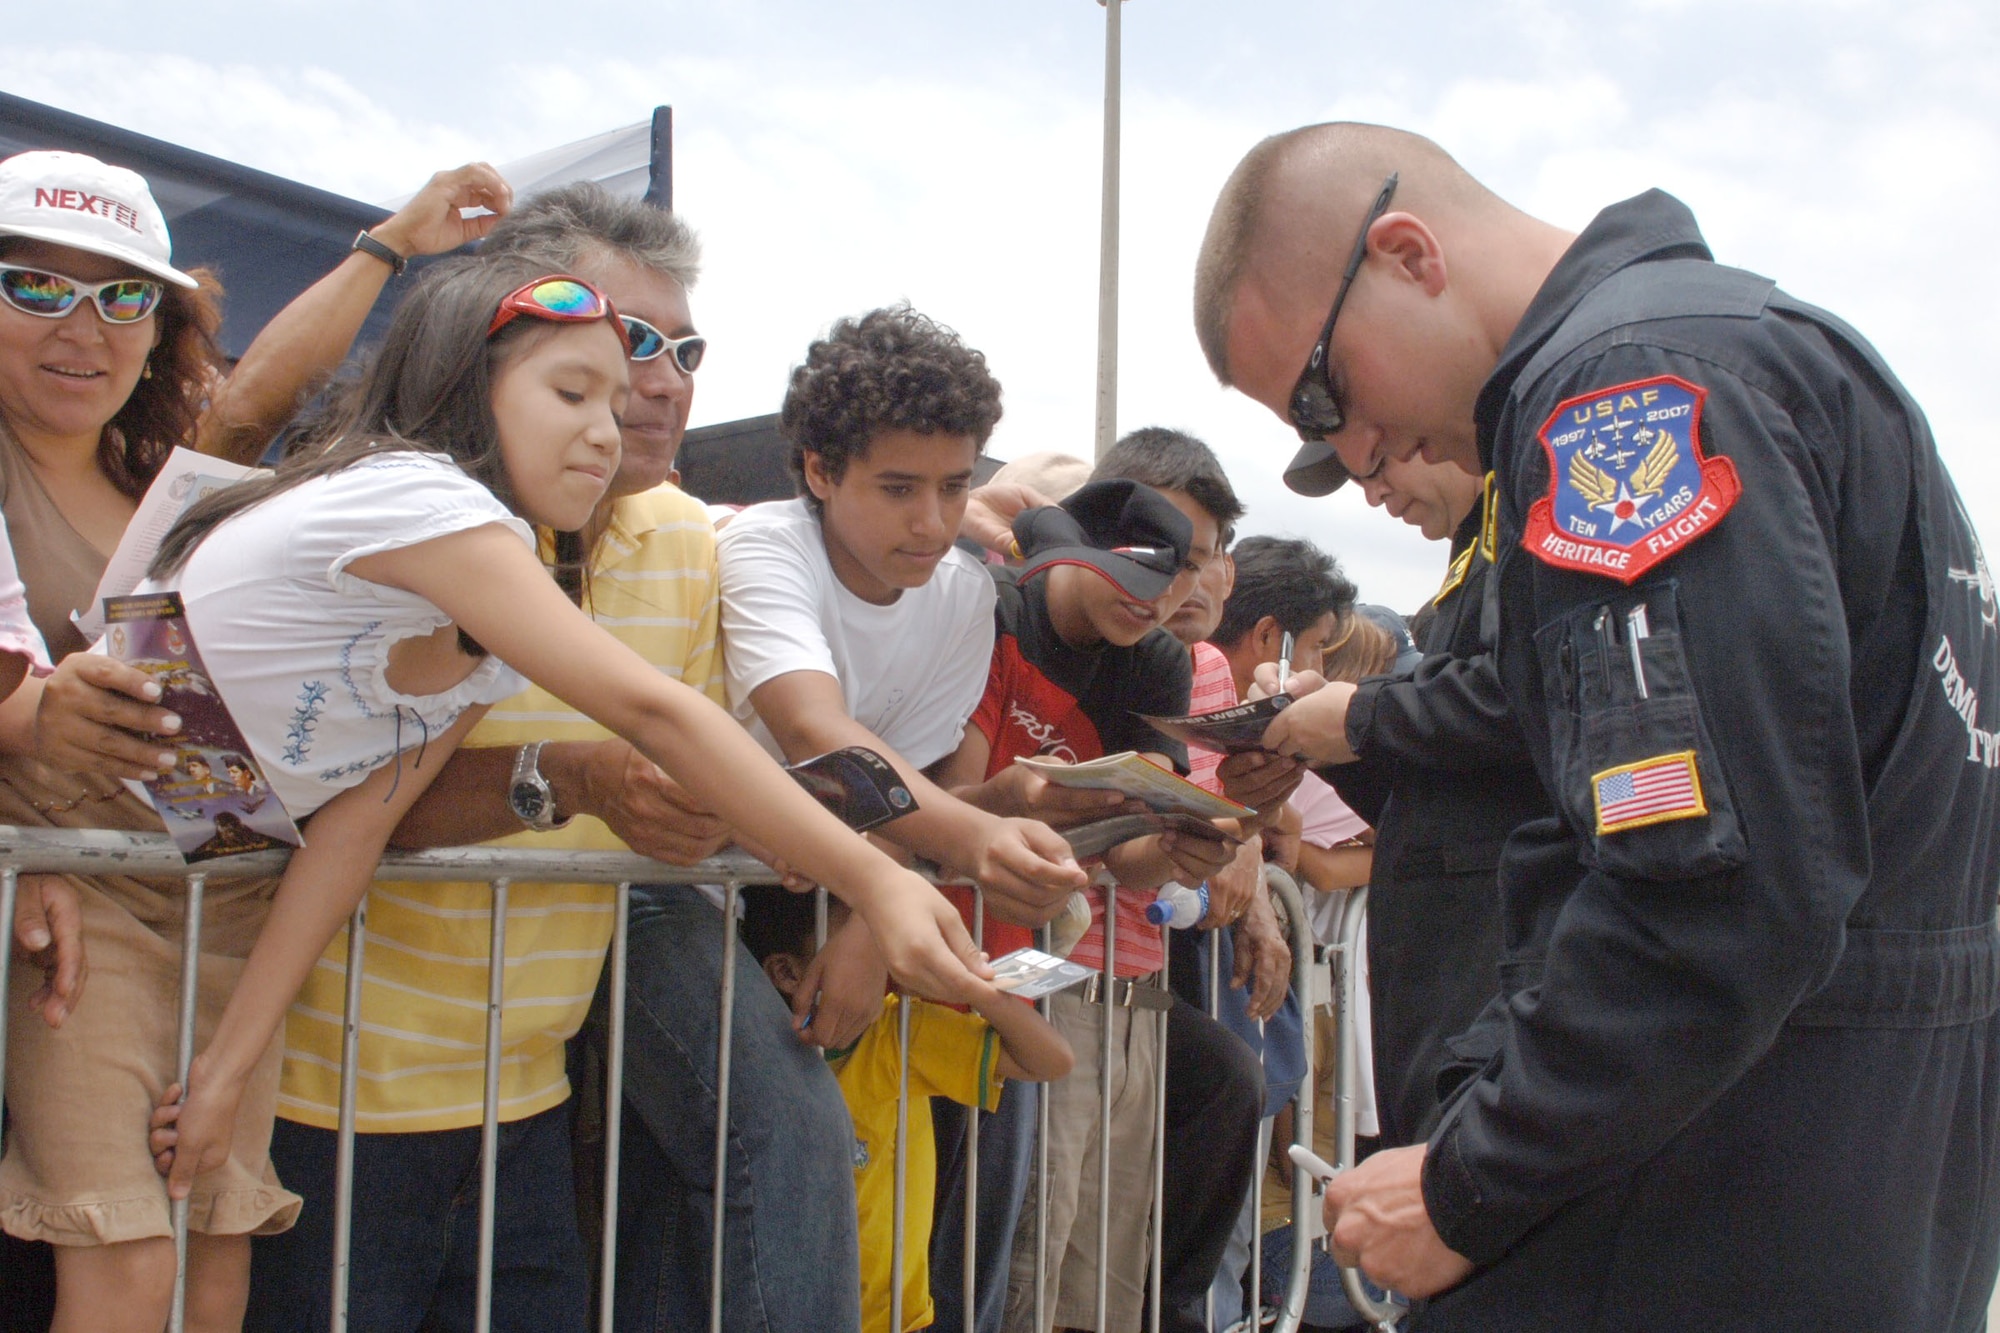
351, 229, 408, 277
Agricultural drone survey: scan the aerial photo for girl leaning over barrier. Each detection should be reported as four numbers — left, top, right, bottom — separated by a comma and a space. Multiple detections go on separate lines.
126, 256, 994, 1331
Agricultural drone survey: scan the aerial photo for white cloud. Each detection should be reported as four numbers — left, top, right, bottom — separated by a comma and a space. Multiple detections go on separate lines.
12, 2, 1997, 614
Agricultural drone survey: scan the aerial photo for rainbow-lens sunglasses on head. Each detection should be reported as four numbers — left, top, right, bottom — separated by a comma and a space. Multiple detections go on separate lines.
487, 275, 633, 352
0, 266, 164, 324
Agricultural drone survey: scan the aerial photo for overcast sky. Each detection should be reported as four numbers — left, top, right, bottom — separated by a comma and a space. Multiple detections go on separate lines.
15, 0, 1996, 609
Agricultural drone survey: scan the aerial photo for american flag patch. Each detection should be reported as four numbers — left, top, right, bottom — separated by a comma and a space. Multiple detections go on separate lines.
1592, 751, 1706, 834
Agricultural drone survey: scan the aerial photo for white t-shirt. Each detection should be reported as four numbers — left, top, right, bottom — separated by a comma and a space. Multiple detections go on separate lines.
149, 452, 534, 819
716, 498, 995, 769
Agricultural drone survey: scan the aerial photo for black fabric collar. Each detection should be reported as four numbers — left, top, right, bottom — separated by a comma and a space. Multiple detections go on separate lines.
996, 567, 1104, 700
1474, 190, 1713, 469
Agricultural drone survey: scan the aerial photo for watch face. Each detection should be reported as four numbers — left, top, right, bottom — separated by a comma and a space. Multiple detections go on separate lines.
510, 782, 548, 821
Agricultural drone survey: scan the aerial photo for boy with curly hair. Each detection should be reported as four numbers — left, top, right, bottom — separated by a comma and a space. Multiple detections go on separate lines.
717, 306, 1105, 1325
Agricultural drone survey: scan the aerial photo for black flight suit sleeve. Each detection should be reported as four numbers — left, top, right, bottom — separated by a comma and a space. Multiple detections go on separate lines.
1423, 340, 1876, 1266
1346, 651, 1524, 772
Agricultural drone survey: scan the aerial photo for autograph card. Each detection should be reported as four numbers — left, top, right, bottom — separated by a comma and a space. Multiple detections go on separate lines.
988, 946, 1094, 999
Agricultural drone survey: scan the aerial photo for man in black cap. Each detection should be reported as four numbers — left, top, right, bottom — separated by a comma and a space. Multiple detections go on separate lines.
1281, 439, 1554, 1154
1193, 120, 2000, 1331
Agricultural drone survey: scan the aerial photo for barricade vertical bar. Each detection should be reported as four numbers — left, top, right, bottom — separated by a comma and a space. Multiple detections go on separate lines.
1148, 929, 1167, 1333
1246, 1110, 1267, 1321
709, 881, 741, 1333
474, 878, 510, 1333
1267, 866, 1323, 1333
1095, 880, 1115, 1330
0, 868, 16, 1116
892, 981, 913, 1333
598, 883, 631, 1331
963, 887, 984, 1332
330, 901, 368, 1332
1328, 888, 1402, 1331
168, 871, 205, 1333
1034, 923, 1052, 1333
1206, 933, 1220, 1332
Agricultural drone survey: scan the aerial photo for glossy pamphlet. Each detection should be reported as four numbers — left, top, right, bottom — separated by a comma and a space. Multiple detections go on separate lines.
104, 592, 302, 863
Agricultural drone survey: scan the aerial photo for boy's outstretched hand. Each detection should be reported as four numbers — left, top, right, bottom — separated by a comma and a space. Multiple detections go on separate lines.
854, 869, 995, 1009
958, 816, 1090, 928
12, 875, 85, 1028
148, 1058, 247, 1201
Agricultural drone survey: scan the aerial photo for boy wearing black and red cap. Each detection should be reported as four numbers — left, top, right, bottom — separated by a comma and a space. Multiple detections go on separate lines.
938, 470, 1247, 1332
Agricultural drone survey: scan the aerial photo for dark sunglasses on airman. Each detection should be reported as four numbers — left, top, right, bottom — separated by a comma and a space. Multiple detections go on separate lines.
619, 315, 705, 374
1286, 172, 1399, 443
0, 265, 164, 324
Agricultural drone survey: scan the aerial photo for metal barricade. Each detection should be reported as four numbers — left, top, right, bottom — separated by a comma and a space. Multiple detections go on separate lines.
0, 825, 1340, 1333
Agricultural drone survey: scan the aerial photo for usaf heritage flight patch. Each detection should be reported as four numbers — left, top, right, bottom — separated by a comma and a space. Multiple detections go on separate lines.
1523, 375, 1741, 584
1592, 751, 1707, 835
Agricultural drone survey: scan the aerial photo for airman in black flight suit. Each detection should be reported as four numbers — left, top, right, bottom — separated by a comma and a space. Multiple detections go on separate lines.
1200, 122, 2000, 1330
1281, 441, 1552, 1150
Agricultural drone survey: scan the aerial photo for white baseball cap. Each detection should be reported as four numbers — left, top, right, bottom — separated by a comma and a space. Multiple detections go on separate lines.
0, 150, 196, 289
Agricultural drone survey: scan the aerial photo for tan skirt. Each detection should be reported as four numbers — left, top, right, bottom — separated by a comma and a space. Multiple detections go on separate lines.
0, 759, 299, 1245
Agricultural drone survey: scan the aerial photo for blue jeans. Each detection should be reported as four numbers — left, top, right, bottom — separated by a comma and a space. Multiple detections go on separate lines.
930, 1077, 1039, 1333
248, 1100, 589, 1333
607, 885, 861, 1333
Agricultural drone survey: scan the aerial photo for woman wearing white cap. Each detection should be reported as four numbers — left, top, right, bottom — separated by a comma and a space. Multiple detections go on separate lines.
0, 148, 276, 1333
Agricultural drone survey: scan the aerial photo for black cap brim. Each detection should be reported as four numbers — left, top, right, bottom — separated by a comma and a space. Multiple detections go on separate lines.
1284, 438, 1351, 497
1016, 548, 1177, 603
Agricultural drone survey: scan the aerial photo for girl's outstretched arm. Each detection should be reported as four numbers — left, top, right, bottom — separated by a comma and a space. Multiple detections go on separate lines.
151, 705, 484, 1200
345, 526, 992, 1006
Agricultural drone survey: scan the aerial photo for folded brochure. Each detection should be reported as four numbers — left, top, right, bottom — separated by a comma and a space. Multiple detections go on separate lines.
1011, 751, 1251, 820
104, 592, 302, 863
785, 745, 916, 833
1139, 694, 1291, 755
1060, 811, 1240, 861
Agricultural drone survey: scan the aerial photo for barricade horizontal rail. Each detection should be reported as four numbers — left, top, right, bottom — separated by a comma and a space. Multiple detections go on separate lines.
0, 825, 1338, 1332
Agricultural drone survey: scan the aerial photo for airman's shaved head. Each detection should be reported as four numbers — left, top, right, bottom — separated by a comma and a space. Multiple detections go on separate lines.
1193, 123, 1504, 385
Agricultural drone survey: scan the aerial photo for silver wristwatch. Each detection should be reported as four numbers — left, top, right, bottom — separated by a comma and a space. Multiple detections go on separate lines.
508, 741, 571, 832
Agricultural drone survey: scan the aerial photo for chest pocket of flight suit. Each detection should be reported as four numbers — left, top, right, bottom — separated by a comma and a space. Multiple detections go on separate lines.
1534, 580, 1747, 881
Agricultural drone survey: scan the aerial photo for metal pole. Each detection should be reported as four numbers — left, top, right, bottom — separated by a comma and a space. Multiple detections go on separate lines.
0, 868, 16, 1114
168, 872, 205, 1333
1148, 925, 1168, 1333
1266, 868, 1325, 1333
1096, 881, 1116, 1329
1034, 924, 1053, 1333
331, 901, 368, 1332
474, 878, 510, 1333
1092, 0, 1124, 459
892, 991, 913, 1333
709, 881, 741, 1333
1206, 931, 1222, 1333
964, 888, 984, 1332
1328, 888, 1404, 1331
598, 883, 631, 1331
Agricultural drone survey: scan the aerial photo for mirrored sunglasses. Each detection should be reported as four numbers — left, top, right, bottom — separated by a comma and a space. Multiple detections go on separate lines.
487, 275, 629, 351
0, 266, 164, 324
619, 316, 705, 373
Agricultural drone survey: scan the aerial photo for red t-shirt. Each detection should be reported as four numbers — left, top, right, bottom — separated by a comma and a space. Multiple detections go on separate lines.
950, 570, 1193, 975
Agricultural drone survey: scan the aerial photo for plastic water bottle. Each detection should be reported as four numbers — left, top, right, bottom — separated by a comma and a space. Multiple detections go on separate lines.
1146, 881, 1209, 929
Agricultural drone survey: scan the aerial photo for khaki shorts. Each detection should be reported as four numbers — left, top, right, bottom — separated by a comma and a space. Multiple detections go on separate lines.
0, 763, 297, 1246
1003, 985, 1164, 1333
